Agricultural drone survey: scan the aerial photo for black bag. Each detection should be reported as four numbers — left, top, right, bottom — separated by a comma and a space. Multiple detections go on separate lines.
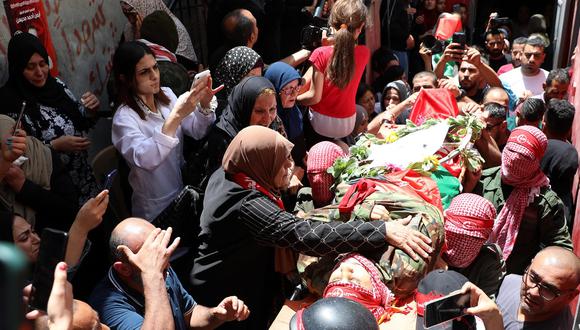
152, 186, 203, 248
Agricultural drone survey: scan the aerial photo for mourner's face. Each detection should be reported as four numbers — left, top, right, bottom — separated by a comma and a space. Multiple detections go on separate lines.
249, 92, 277, 127
544, 80, 569, 102
273, 154, 294, 190
134, 54, 160, 96
358, 90, 375, 116
280, 80, 300, 109
521, 44, 546, 75
328, 258, 373, 291
383, 88, 401, 108
12, 215, 40, 263
23, 53, 49, 88
519, 261, 578, 318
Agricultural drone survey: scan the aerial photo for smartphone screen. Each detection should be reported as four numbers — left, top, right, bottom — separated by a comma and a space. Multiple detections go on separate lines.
191, 70, 210, 89
13, 101, 26, 135
29, 229, 69, 312
102, 169, 118, 191
424, 292, 470, 328
452, 32, 466, 48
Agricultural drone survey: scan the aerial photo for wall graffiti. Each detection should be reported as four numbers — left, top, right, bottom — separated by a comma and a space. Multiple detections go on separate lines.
0, 0, 126, 102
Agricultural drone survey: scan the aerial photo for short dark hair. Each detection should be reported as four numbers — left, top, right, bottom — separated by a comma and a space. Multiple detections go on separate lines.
513, 37, 528, 46
484, 28, 503, 40
356, 83, 373, 102
223, 9, 254, 46
546, 68, 570, 86
545, 99, 575, 134
520, 98, 546, 122
371, 47, 398, 74
484, 102, 507, 119
413, 71, 438, 84
525, 37, 546, 50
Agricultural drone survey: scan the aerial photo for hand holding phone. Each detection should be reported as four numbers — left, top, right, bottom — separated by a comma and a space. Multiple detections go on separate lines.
13, 101, 26, 135
452, 32, 466, 49
102, 169, 118, 191
424, 291, 471, 328
191, 69, 211, 90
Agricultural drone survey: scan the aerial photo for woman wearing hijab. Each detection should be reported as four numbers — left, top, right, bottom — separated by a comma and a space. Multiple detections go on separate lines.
0, 32, 100, 206
194, 76, 277, 189
264, 62, 307, 192
213, 46, 264, 116
120, 0, 198, 68
191, 125, 433, 330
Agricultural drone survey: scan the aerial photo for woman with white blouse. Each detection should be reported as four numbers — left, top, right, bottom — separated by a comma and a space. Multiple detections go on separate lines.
111, 41, 219, 220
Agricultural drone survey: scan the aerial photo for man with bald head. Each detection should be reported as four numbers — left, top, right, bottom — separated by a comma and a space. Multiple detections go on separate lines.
496, 246, 580, 329
89, 218, 249, 330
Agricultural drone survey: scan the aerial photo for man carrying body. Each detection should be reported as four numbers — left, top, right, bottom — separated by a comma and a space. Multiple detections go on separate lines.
90, 218, 249, 330
497, 246, 580, 329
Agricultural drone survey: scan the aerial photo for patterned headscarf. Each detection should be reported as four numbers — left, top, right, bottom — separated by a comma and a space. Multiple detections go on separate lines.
490, 126, 549, 260
214, 46, 263, 97
323, 253, 392, 322
443, 193, 496, 268
121, 0, 197, 62
307, 141, 347, 207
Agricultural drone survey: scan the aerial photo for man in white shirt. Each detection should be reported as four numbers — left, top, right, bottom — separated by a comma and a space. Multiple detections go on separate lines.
500, 37, 548, 100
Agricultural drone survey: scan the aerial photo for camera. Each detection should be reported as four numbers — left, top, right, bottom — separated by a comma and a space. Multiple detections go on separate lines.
490, 17, 511, 29
301, 25, 332, 50
422, 35, 448, 54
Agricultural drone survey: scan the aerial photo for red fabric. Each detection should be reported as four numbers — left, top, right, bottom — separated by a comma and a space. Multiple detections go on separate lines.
383, 170, 444, 212
491, 126, 549, 260
323, 253, 393, 322
338, 179, 378, 214
415, 291, 444, 317
310, 45, 370, 119
232, 172, 285, 210
409, 89, 459, 126
307, 141, 347, 207
497, 63, 515, 76
434, 15, 462, 41
295, 309, 305, 330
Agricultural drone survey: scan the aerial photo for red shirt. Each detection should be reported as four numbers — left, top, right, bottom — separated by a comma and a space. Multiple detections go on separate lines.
310, 45, 370, 118
497, 63, 514, 76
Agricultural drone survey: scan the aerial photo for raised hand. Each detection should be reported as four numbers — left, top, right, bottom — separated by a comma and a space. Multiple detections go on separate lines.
211, 296, 250, 322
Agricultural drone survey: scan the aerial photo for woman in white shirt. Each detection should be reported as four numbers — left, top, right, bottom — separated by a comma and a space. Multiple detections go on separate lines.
111, 41, 218, 220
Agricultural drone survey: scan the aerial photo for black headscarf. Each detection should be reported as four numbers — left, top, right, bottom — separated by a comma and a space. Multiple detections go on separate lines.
0, 32, 80, 123
215, 76, 275, 139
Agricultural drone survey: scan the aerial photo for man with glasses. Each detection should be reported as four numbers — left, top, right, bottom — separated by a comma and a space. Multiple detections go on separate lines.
500, 38, 548, 100
484, 29, 510, 72
496, 246, 580, 329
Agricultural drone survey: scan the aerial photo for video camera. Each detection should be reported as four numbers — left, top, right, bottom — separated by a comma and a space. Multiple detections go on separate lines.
300, 0, 333, 50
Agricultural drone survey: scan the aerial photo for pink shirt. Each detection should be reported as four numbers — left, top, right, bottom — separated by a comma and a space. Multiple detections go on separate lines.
310, 45, 370, 119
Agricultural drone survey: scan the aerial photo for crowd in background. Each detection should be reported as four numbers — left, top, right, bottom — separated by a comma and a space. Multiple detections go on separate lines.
1, 0, 580, 329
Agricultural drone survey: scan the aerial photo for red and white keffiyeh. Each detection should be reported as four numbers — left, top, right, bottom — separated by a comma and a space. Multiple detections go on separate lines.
444, 193, 496, 268
323, 253, 393, 321
307, 141, 347, 207
491, 126, 549, 260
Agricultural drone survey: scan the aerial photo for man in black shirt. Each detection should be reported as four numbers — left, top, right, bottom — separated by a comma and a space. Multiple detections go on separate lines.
541, 99, 578, 231
484, 29, 511, 72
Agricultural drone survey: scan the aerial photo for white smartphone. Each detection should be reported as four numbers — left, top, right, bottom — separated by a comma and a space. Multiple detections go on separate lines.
191, 70, 210, 89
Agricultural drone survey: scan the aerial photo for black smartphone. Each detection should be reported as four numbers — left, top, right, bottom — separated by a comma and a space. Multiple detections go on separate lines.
29, 228, 69, 312
102, 169, 118, 191
13, 101, 26, 135
0, 242, 29, 330
424, 291, 471, 328
452, 32, 466, 49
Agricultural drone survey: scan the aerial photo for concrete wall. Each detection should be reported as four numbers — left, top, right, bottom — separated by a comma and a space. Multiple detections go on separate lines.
0, 0, 128, 156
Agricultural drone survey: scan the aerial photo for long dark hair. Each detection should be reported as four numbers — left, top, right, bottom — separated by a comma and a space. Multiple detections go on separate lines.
327, 0, 367, 89
112, 41, 170, 120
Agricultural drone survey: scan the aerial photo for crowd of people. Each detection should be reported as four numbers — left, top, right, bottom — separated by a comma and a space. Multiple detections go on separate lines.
1, 0, 580, 329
